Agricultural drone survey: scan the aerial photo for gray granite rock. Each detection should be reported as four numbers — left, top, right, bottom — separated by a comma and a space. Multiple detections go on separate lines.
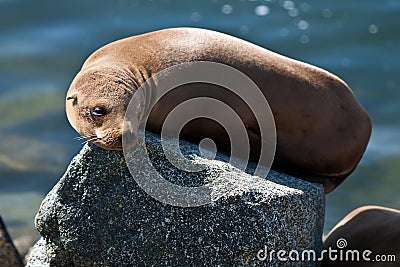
26, 132, 324, 266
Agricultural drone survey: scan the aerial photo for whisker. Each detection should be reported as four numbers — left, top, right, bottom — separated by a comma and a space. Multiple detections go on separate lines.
86, 136, 99, 143
75, 130, 123, 147
74, 134, 98, 144
81, 140, 89, 145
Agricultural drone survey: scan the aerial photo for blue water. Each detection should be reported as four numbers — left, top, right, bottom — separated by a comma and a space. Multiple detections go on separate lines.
0, 0, 399, 242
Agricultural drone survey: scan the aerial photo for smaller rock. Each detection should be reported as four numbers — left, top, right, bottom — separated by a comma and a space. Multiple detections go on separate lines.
0, 216, 24, 267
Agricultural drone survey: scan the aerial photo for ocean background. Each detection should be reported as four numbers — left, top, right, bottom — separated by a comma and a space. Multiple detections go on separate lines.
0, 0, 399, 247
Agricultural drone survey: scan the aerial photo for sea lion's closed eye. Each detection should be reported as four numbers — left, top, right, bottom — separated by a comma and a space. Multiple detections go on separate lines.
91, 106, 107, 117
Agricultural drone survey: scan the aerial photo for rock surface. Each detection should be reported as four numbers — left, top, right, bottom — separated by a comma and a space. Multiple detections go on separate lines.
26, 132, 325, 266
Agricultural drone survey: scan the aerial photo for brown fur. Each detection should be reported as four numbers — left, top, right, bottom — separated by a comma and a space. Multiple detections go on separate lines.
66, 28, 371, 192
323, 206, 400, 266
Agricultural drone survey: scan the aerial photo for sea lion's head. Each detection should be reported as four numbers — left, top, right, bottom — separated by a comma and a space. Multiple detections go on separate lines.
66, 64, 142, 150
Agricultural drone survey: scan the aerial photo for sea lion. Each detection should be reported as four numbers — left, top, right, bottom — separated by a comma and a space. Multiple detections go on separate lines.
323, 206, 400, 266
65, 27, 371, 192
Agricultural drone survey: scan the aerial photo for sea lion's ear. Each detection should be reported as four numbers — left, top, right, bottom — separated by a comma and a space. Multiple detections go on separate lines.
66, 93, 78, 101
66, 93, 78, 106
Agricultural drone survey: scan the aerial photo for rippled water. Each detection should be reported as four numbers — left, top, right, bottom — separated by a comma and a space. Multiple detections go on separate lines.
1, 0, 399, 242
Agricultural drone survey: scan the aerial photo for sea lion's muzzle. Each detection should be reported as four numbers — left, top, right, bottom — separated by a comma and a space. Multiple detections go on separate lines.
93, 129, 137, 151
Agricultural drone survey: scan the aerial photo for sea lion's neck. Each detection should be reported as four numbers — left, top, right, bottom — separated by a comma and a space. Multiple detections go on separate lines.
128, 64, 151, 86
